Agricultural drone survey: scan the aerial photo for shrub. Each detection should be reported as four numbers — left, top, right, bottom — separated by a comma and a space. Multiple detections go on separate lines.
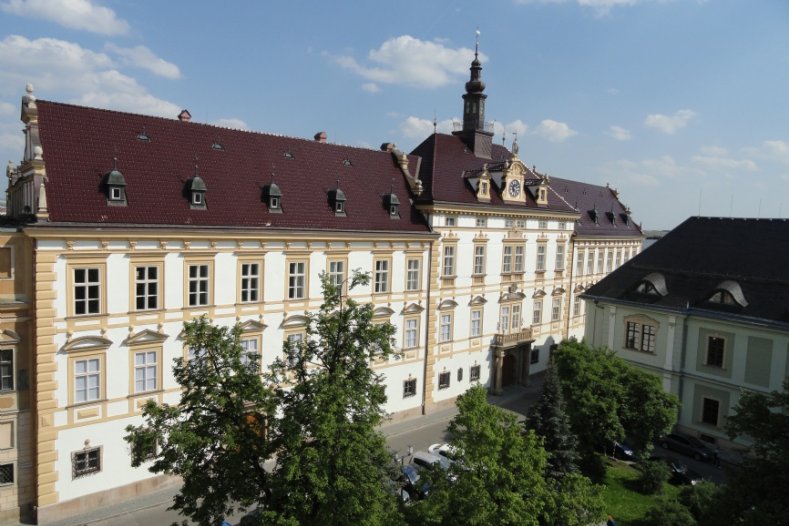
678, 481, 721, 525
643, 496, 696, 526
635, 459, 669, 494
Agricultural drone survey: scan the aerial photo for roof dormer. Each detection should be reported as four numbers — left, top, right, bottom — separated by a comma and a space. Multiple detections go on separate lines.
263, 181, 282, 213
707, 280, 748, 307
104, 157, 127, 206
384, 191, 400, 219
329, 183, 346, 217
536, 175, 550, 206
635, 272, 668, 297
476, 164, 491, 202
186, 165, 206, 209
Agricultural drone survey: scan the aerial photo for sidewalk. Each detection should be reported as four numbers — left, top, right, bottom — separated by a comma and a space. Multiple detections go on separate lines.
23, 377, 545, 526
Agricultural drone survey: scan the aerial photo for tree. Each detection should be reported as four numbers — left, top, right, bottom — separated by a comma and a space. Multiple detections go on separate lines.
126, 272, 403, 526
709, 380, 789, 525
525, 365, 579, 479
552, 340, 678, 461
643, 496, 696, 526
408, 385, 550, 526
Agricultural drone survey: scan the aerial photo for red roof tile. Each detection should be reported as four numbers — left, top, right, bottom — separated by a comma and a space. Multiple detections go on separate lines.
550, 176, 642, 237
35, 101, 430, 234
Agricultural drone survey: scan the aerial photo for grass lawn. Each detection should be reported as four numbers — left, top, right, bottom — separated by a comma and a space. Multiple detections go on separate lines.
600, 458, 681, 526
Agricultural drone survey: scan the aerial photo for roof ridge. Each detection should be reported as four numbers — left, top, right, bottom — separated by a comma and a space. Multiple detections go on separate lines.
629, 264, 789, 286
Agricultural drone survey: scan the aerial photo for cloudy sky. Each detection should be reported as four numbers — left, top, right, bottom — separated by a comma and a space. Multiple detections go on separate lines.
1, 0, 787, 229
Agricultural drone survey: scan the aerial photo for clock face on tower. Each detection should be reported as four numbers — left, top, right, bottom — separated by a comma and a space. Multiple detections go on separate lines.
508, 179, 521, 197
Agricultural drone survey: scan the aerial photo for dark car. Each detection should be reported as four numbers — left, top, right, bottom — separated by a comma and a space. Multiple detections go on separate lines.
612, 439, 637, 461
658, 432, 717, 463
400, 464, 430, 500
650, 456, 704, 485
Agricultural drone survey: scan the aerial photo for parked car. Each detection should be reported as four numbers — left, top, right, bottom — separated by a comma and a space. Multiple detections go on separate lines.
658, 432, 718, 463
650, 456, 704, 485
428, 442, 460, 461
400, 464, 430, 500
612, 439, 637, 461
411, 450, 453, 471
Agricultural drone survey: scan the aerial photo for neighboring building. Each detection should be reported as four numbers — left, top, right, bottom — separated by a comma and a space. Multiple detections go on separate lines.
583, 217, 789, 449
410, 46, 641, 399
0, 48, 642, 523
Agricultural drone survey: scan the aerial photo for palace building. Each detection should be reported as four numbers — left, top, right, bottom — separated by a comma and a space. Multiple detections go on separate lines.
0, 49, 641, 523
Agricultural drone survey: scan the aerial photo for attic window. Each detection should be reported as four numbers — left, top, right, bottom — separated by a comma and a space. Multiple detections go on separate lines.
709, 290, 736, 305
635, 272, 668, 297
187, 171, 207, 210
263, 182, 282, 213
330, 186, 346, 217
192, 192, 203, 205
384, 192, 400, 219
708, 280, 748, 307
211, 141, 224, 151
105, 158, 127, 206
283, 151, 294, 160
342, 159, 352, 167
136, 128, 151, 142
636, 281, 659, 295
110, 187, 122, 200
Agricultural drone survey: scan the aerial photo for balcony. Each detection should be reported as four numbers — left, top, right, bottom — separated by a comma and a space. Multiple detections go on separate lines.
493, 327, 533, 347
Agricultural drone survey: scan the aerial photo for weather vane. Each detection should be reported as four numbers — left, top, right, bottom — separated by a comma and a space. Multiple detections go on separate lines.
475, 27, 480, 57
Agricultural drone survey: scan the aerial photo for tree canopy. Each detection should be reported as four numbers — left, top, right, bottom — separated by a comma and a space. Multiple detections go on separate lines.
126, 272, 403, 526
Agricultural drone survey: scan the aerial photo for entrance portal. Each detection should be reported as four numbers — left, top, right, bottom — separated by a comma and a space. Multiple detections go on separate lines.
502, 353, 517, 387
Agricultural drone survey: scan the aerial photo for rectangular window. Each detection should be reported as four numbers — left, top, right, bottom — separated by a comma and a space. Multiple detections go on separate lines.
573, 296, 582, 317
328, 260, 345, 291
470, 309, 482, 337
470, 365, 481, 382
403, 378, 417, 398
475, 218, 487, 228
606, 251, 613, 273
551, 298, 562, 322
188, 264, 210, 306
0, 350, 13, 391
404, 319, 418, 349
505, 219, 514, 228
134, 351, 157, 393
438, 371, 451, 389
0, 464, 13, 485
502, 246, 513, 274
516, 219, 527, 228
555, 245, 565, 270
532, 299, 543, 325
75, 358, 101, 403
625, 321, 657, 353
240, 263, 260, 303
286, 333, 304, 367
530, 348, 539, 364
701, 398, 720, 426
538, 220, 548, 229
240, 338, 259, 371
374, 259, 389, 293
473, 245, 486, 275
576, 251, 584, 276
597, 251, 604, 274
442, 246, 455, 277
134, 266, 158, 310
74, 267, 101, 315
536, 244, 546, 272
587, 251, 594, 275
439, 314, 452, 342
72, 447, 101, 478
499, 306, 510, 333
706, 336, 725, 367
514, 246, 525, 273
445, 217, 455, 227
406, 258, 420, 291
288, 261, 306, 299
558, 221, 566, 230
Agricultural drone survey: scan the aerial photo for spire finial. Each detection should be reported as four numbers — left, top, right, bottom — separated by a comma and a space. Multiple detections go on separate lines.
475, 27, 480, 58
193, 155, 199, 176
112, 156, 118, 170
433, 111, 437, 134
336, 178, 341, 189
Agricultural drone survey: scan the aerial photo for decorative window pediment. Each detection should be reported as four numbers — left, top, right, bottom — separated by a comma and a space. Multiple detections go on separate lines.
574, 283, 586, 293
0, 330, 20, 345
372, 306, 396, 318
123, 329, 168, 346
437, 299, 459, 311
469, 295, 488, 306
239, 320, 268, 333
552, 287, 566, 296
708, 280, 748, 307
281, 314, 310, 329
61, 335, 113, 353
401, 302, 425, 315
532, 288, 546, 299
500, 291, 526, 302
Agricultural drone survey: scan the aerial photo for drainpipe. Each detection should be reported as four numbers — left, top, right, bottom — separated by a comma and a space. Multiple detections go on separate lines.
421, 240, 434, 416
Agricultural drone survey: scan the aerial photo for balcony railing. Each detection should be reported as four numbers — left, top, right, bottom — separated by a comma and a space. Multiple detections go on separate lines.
493, 327, 533, 347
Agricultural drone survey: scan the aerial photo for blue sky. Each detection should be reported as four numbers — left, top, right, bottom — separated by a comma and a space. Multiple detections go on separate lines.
1, 0, 788, 229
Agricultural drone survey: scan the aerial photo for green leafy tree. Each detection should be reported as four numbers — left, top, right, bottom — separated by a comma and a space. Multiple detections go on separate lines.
710, 380, 789, 525
643, 496, 697, 526
525, 366, 579, 479
678, 482, 721, 526
408, 385, 550, 526
635, 459, 670, 494
540, 473, 606, 526
126, 272, 403, 526
552, 340, 678, 461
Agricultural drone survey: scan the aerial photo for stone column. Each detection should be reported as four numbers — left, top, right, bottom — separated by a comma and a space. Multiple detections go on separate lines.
492, 348, 504, 395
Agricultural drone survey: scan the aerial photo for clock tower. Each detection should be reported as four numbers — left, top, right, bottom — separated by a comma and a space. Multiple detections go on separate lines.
452, 30, 494, 159
502, 141, 527, 204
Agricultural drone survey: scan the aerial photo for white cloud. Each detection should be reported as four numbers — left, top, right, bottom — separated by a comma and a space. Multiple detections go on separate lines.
0, 101, 14, 115
699, 145, 728, 156
533, 119, 577, 142
744, 140, 789, 164
691, 155, 758, 172
606, 125, 631, 141
491, 119, 529, 142
644, 109, 696, 135
361, 82, 380, 93
399, 116, 456, 139
598, 155, 704, 187
105, 44, 181, 80
334, 35, 483, 89
0, 0, 129, 35
211, 118, 249, 130
0, 35, 180, 117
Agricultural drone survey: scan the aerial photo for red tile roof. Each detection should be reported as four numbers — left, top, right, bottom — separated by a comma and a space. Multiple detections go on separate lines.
550, 176, 642, 237
410, 133, 576, 214
34, 101, 430, 234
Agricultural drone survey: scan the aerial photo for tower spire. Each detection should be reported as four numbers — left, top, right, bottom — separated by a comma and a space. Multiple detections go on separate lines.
453, 28, 493, 159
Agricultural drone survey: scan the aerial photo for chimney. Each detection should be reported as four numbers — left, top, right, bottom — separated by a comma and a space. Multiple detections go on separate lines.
314, 131, 327, 143
178, 109, 192, 122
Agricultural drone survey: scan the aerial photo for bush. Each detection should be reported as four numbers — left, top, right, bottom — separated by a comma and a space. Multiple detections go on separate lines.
678, 481, 721, 525
643, 496, 696, 526
636, 459, 669, 494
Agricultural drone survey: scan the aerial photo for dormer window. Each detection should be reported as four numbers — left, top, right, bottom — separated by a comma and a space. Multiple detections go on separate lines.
707, 280, 748, 307
329, 186, 346, 217
635, 272, 668, 297
186, 171, 207, 210
636, 281, 659, 295
263, 182, 282, 213
384, 192, 400, 219
104, 158, 127, 206
709, 290, 736, 305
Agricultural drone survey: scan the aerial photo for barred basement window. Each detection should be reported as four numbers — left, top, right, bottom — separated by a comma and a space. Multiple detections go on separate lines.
72, 447, 101, 478
0, 464, 13, 485
470, 365, 481, 382
403, 378, 417, 398
438, 371, 451, 390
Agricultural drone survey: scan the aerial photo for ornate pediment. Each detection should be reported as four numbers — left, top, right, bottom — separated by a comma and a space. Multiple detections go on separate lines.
500, 291, 526, 302
468, 295, 488, 306
124, 329, 169, 346
401, 302, 425, 315
372, 306, 396, 318
61, 335, 113, 353
0, 330, 20, 345
573, 283, 586, 293
437, 299, 459, 311
239, 320, 267, 333
532, 289, 547, 299
552, 287, 566, 296
281, 314, 310, 328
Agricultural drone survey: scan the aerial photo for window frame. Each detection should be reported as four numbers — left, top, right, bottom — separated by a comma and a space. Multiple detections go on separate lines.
472, 244, 486, 276
555, 244, 565, 271
551, 297, 562, 322
470, 308, 482, 338
442, 245, 456, 277
72, 446, 102, 479
0, 463, 13, 486
438, 371, 451, 390
586, 250, 594, 275
0, 349, 13, 391
530, 348, 540, 364
184, 260, 213, 308
403, 378, 417, 398
706, 336, 725, 368
536, 243, 547, 272
624, 319, 657, 353
439, 313, 453, 343
373, 258, 391, 294
132, 348, 160, 394
239, 335, 261, 373
532, 299, 543, 325
286, 259, 309, 300
405, 257, 421, 291
71, 354, 104, 406
68, 263, 106, 317
326, 257, 347, 295
501, 245, 513, 274
470, 364, 481, 382
132, 262, 162, 312
238, 260, 263, 304
403, 317, 419, 350
513, 245, 525, 273
701, 397, 720, 427
576, 250, 584, 276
